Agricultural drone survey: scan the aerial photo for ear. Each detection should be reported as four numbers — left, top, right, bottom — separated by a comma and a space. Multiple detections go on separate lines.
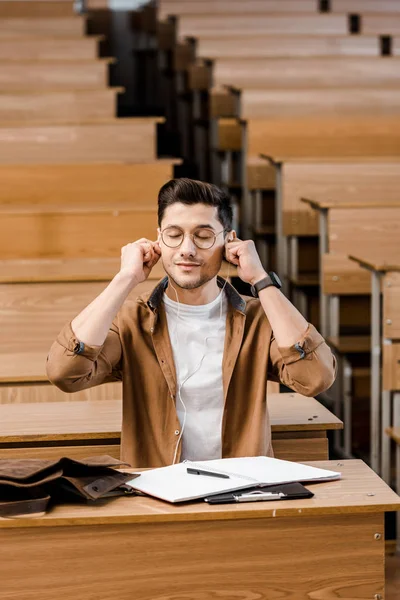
226, 230, 237, 243
157, 227, 162, 243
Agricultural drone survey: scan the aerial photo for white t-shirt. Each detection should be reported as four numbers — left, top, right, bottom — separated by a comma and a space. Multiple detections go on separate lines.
163, 290, 228, 461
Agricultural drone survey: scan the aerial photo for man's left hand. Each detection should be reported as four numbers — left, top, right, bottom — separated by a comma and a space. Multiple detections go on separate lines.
225, 238, 267, 285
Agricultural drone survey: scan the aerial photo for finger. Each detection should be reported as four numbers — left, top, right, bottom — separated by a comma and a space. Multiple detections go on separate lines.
153, 241, 162, 255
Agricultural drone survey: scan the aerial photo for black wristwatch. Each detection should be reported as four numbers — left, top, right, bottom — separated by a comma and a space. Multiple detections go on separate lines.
251, 272, 282, 297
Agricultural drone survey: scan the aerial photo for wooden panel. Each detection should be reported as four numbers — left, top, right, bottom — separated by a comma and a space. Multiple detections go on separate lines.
322, 254, 370, 295
383, 343, 400, 391
0, 59, 111, 91
177, 14, 348, 37
0, 37, 100, 61
383, 272, 400, 339
214, 118, 242, 151
328, 207, 400, 257
0, 444, 121, 460
160, 1, 318, 17
187, 62, 212, 91
209, 88, 237, 118
0, 161, 175, 206
248, 116, 400, 157
0, 17, 85, 37
0, 381, 122, 404
332, 0, 400, 12
247, 157, 275, 191
0, 88, 119, 125
241, 88, 400, 119
273, 437, 328, 461
0, 278, 158, 352
0, 513, 386, 600
196, 34, 381, 58
281, 161, 400, 237
213, 57, 400, 88
0, 119, 158, 164
0, 205, 157, 259
0, 1, 74, 18
362, 14, 400, 35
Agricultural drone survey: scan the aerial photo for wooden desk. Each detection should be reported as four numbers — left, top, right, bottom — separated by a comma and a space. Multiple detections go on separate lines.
0, 393, 342, 462
349, 255, 400, 479
0, 460, 398, 600
300, 198, 400, 337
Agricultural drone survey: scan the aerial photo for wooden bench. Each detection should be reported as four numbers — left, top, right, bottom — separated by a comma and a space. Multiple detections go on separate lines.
159, 0, 319, 18
349, 257, 400, 480
386, 426, 400, 552
361, 14, 400, 35
0, 88, 123, 125
0, 259, 236, 385
0, 204, 158, 259
175, 14, 349, 37
0, 1, 75, 18
195, 34, 386, 58
0, 58, 113, 91
0, 117, 161, 164
331, 0, 400, 12
0, 393, 342, 462
0, 35, 103, 61
212, 57, 400, 88
0, 17, 86, 37
0, 161, 177, 205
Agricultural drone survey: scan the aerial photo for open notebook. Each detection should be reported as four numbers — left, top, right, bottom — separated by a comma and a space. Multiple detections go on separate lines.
126, 456, 341, 503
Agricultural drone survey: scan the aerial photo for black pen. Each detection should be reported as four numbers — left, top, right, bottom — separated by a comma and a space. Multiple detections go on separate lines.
187, 467, 230, 479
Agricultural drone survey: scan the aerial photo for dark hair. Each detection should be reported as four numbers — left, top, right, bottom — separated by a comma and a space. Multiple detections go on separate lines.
158, 178, 233, 231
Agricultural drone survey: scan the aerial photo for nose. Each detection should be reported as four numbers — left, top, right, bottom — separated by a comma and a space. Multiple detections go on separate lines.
179, 234, 197, 257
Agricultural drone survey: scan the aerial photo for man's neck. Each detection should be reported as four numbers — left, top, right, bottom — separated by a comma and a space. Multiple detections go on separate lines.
165, 277, 220, 306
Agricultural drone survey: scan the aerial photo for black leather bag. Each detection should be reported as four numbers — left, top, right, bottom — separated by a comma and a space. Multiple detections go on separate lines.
0, 455, 138, 517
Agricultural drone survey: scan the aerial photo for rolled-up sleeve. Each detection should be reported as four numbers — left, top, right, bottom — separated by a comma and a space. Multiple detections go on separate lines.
46, 321, 122, 393
268, 323, 336, 396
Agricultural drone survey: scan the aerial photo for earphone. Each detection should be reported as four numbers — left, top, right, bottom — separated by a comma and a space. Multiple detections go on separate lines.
169, 250, 232, 465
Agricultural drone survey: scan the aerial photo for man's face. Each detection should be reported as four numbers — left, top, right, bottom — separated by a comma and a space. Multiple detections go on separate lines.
158, 202, 227, 290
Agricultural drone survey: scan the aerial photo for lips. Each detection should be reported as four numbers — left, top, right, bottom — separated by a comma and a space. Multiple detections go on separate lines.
175, 263, 201, 267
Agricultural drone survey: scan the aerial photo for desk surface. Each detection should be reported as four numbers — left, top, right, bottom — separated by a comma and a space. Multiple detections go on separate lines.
0, 393, 342, 444
349, 254, 400, 273
301, 197, 400, 211
0, 460, 399, 529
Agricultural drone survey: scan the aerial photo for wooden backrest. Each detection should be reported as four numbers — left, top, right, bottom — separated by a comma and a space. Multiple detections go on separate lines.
247, 116, 400, 157
0, 36, 100, 60
213, 57, 400, 88
0, 1, 75, 18
240, 88, 400, 119
177, 14, 348, 36
196, 34, 381, 58
332, 0, 400, 12
160, 1, 318, 17
383, 272, 400, 391
0, 162, 175, 205
0, 89, 119, 125
322, 253, 370, 295
0, 17, 85, 36
327, 206, 400, 256
362, 14, 400, 34
0, 204, 157, 259
0, 59, 111, 91
0, 119, 159, 164
0, 381, 122, 404
281, 160, 400, 236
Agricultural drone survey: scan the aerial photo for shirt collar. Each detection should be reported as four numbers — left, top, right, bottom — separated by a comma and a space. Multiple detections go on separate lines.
146, 276, 246, 314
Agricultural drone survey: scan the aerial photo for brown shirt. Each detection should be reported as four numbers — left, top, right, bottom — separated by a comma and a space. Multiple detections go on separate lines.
46, 277, 336, 467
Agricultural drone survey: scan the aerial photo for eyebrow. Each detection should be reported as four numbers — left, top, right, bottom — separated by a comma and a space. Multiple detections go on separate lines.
165, 224, 217, 231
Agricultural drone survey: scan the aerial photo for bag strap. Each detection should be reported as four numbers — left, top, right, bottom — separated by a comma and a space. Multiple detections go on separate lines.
0, 495, 50, 518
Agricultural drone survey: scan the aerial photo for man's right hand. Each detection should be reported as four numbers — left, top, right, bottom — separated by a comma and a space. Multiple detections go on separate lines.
120, 239, 161, 286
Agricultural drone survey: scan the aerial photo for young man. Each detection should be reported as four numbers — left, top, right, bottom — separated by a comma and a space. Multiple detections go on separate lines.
47, 178, 336, 467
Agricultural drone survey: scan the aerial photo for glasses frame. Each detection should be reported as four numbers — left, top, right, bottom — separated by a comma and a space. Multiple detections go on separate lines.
160, 226, 226, 250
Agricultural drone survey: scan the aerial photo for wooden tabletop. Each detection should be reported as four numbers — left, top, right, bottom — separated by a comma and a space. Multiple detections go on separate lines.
0, 460, 398, 529
0, 393, 342, 444
301, 197, 400, 211
349, 254, 400, 273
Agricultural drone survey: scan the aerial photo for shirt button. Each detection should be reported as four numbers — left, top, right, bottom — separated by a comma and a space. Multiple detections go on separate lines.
174, 430, 180, 436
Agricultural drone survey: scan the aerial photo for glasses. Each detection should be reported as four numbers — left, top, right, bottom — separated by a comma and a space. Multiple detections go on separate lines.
161, 226, 225, 250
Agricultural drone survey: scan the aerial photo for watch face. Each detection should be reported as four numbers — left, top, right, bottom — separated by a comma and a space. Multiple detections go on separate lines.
269, 272, 282, 289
